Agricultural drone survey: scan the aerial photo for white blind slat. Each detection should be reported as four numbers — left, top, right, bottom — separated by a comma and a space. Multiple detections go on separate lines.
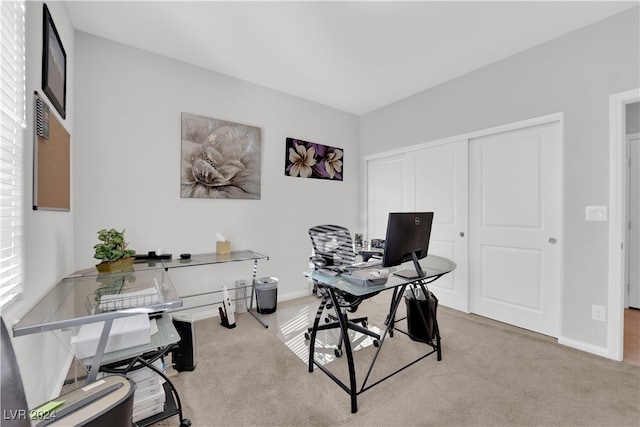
0, 0, 25, 308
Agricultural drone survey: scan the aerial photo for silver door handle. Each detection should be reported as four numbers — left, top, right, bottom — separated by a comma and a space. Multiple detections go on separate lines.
459, 232, 465, 237
548, 237, 557, 244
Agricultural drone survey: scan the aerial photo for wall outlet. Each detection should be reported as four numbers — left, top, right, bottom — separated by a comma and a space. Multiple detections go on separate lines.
592, 304, 606, 322
585, 206, 608, 221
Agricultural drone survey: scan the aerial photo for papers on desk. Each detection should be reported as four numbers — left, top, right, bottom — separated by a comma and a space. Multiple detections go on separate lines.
98, 287, 160, 311
341, 269, 390, 287
71, 314, 153, 359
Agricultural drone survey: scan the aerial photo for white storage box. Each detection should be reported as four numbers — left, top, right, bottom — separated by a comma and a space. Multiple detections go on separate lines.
71, 314, 151, 359
133, 386, 166, 413
133, 402, 164, 423
133, 382, 164, 404
133, 374, 161, 389
126, 358, 163, 383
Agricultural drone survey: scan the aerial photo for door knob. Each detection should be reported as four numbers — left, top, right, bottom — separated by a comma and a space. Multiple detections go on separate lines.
459, 232, 465, 237
548, 237, 557, 244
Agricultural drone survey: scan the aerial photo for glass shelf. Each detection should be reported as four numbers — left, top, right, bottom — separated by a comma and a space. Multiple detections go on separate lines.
83, 315, 180, 367
160, 250, 268, 270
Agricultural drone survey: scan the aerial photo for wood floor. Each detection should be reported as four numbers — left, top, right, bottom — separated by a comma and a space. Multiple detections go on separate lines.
624, 308, 640, 366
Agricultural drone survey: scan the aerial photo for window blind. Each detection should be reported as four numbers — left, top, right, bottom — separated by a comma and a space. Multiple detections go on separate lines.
0, 0, 25, 308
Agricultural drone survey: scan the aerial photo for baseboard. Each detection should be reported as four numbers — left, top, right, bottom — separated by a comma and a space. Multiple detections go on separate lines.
558, 335, 615, 360
279, 289, 312, 302
174, 307, 219, 321
172, 290, 313, 321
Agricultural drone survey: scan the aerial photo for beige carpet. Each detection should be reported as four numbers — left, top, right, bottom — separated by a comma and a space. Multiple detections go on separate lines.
151, 294, 640, 426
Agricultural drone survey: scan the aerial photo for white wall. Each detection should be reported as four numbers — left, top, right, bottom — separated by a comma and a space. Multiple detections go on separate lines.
360, 8, 640, 349
2, 1, 76, 408
73, 32, 360, 314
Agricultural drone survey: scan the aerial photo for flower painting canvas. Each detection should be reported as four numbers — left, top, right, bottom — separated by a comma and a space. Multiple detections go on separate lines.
181, 113, 261, 199
285, 138, 343, 181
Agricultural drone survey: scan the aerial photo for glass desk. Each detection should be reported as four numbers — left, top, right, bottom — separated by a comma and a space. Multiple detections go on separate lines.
306, 254, 456, 297
305, 254, 456, 413
13, 264, 182, 383
13, 250, 270, 362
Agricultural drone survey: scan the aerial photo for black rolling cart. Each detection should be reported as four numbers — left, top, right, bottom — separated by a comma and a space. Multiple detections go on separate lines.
12, 265, 189, 426
99, 333, 190, 427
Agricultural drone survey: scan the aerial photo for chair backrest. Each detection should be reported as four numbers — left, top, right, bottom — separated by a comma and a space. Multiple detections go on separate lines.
308, 225, 356, 267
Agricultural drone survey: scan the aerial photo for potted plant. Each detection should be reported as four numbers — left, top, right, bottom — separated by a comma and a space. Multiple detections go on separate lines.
93, 228, 136, 273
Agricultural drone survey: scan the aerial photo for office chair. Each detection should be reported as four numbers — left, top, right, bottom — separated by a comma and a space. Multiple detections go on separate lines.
306, 224, 380, 357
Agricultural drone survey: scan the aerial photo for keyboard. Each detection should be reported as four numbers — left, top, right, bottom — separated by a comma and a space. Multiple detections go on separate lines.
345, 259, 382, 270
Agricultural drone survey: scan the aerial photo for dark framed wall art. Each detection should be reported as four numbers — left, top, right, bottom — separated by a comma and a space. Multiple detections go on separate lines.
285, 138, 343, 181
42, 4, 66, 119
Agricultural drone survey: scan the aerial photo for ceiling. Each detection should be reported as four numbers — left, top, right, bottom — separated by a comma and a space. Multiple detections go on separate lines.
66, 1, 638, 115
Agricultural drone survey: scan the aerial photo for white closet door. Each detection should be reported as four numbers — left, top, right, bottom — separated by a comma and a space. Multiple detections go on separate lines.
469, 122, 561, 337
413, 141, 469, 312
366, 154, 407, 241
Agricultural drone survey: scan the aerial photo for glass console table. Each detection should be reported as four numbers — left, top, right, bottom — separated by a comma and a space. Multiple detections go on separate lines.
160, 250, 270, 328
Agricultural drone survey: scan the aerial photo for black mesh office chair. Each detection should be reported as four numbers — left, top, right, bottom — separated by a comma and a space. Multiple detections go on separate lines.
306, 224, 380, 357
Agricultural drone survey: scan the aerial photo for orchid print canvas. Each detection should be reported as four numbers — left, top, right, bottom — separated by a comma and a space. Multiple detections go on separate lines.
285, 138, 343, 181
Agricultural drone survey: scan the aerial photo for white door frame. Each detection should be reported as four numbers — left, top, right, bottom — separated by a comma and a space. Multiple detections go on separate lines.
609, 88, 640, 361
626, 133, 640, 309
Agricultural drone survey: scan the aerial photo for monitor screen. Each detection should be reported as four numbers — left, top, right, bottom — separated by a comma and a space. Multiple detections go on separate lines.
382, 212, 434, 279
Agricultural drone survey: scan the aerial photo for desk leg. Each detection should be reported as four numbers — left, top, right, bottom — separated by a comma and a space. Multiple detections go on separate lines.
327, 288, 358, 414
307, 295, 328, 373
86, 318, 113, 384
248, 260, 269, 328
387, 284, 407, 341
385, 287, 402, 337
361, 284, 407, 391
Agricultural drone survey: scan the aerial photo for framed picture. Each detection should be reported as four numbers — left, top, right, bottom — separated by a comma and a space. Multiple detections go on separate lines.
285, 138, 343, 181
181, 112, 262, 199
42, 4, 66, 119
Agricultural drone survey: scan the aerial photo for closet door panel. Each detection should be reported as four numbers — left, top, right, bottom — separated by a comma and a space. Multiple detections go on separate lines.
366, 155, 406, 241
413, 141, 469, 311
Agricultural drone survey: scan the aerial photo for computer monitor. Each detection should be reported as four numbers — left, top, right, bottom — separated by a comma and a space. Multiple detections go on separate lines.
382, 212, 434, 279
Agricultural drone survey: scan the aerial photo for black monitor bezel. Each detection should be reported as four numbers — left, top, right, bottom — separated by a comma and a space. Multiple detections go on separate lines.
381, 212, 434, 279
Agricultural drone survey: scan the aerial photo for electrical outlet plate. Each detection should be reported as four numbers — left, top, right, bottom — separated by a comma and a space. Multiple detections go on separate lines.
585, 206, 608, 221
592, 304, 606, 322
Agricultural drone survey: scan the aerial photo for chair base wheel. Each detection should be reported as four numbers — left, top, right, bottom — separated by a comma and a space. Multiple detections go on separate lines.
335, 348, 343, 357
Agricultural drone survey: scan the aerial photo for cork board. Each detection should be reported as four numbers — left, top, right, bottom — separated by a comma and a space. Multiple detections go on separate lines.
34, 96, 70, 211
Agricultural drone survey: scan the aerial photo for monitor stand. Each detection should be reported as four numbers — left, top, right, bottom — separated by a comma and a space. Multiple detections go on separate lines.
392, 253, 426, 279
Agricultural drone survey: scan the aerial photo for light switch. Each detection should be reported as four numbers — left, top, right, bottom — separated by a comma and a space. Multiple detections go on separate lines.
585, 206, 608, 221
